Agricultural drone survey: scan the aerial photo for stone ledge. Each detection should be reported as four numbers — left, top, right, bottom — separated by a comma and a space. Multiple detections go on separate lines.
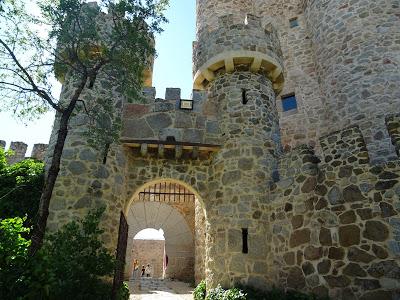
193, 50, 284, 92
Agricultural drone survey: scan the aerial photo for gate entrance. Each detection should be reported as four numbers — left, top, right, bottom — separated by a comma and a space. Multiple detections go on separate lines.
124, 180, 205, 283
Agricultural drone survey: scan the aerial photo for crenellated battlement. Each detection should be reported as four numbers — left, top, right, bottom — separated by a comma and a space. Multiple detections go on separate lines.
0, 140, 48, 164
125, 87, 207, 115
193, 14, 284, 92
121, 87, 221, 159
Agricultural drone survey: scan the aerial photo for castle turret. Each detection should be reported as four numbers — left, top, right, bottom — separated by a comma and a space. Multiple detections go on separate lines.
196, 0, 254, 35
194, 1, 285, 289
304, 0, 400, 164
46, 3, 136, 250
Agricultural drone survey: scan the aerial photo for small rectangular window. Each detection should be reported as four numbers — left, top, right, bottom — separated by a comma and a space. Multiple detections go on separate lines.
289, 18, 299, 28
242, 228, 248, 254
282, 94, 298, 112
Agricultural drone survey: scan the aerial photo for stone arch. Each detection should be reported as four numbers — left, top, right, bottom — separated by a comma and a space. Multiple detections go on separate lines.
124, 177, 207, 215
123, 178, 207, 283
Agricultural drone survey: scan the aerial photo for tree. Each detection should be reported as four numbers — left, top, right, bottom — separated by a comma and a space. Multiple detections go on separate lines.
0, 0, 168, 254
0, 209, 117, 299
0, 148, 44, 224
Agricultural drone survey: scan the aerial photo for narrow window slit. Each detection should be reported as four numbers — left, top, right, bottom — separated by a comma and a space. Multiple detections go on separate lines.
241, 89, 248, 105
242, 228, 249, 254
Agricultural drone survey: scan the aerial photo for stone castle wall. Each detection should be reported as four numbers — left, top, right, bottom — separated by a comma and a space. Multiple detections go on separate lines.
0, 140, 48, 164
265, 126, 400, 299
254, 0, 325, 153
304, 0, 400, 164
43, 1, 400, 299
122, 87, 221, 145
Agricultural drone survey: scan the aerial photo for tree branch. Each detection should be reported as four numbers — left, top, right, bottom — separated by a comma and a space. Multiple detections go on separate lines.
0, 38, 63, 113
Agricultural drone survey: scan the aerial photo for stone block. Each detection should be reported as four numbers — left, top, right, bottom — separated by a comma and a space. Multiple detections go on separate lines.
289, 228, 311, 248
339, 225, 360, 247
142, 87, 156, 101
31, 144, 48, 160
165, 88, 181, 100
146, 113, 173, 131
363, 220, 389, 242
122, 118, 154, 139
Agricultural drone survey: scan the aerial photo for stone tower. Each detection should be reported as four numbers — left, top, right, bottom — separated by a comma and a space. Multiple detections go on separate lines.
193, 0, 285, 288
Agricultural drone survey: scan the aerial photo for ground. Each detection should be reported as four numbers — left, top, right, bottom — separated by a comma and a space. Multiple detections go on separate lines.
129, 278, 193, 300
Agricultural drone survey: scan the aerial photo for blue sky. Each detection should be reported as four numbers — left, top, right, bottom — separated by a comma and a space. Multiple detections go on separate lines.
0, 0, 196, 154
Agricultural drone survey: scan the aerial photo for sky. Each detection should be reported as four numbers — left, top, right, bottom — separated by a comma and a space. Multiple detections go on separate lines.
0, 0, 196, 155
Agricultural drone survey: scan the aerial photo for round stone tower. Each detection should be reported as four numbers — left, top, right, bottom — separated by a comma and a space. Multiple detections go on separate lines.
194, 1, 285, 289
304, 0, 400, 163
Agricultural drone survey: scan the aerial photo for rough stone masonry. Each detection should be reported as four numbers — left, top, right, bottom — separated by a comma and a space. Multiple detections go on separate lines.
41, 1, 400, 299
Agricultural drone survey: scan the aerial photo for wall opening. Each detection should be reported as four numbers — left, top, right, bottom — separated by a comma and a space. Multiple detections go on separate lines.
282, 93, 298, 112
125, 180, 204, 283
131, 228, 166, 279
242, 228, 249, 254
242, 89, 248, 105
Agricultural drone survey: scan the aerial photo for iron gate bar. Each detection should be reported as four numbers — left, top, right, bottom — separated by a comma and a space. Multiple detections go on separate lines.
138, 182, 195, 203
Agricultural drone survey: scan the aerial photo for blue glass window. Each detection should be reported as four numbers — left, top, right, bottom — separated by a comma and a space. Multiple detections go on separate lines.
282, 94, 298, 112
290, 18, 299, 28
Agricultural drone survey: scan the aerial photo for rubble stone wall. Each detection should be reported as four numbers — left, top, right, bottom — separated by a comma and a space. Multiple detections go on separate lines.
254, 0, 325, 153
267, 126, 400, 299
122, 87, 221, 145
304, 0, 400, 163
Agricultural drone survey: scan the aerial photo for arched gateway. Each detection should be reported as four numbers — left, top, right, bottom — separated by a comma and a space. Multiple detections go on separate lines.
125, 180, 206, 282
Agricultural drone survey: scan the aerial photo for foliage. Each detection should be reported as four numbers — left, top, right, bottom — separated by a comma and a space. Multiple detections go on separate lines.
0, 208, 117, 299
237, 285, 328, 300
194, 282, 328, 300
205, 285, 246, 300
37, 207, 115, 299
116, 282, 130, 300
0, 148, 44, 223
194, 280, 207, 300
0, 217, 31, 299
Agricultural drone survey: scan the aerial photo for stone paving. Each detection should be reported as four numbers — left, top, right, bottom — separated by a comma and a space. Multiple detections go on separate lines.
128, 278, 193, 300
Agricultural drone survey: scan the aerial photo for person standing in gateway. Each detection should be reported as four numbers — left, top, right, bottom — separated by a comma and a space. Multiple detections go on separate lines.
132, 259, 139, 279
145, 263, 152, 278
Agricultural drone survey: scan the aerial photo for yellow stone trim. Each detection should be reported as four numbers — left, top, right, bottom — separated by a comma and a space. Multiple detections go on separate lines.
194, 50, 284, 92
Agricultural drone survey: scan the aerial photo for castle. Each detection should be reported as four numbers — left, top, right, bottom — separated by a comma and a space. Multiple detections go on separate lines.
6, 1, 400, 299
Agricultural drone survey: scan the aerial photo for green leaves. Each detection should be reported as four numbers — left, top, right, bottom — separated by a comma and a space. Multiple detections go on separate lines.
0, 148, 44, 223
0, 216, 31, 299
194, 280, 207, 300
0, 208, 117, 299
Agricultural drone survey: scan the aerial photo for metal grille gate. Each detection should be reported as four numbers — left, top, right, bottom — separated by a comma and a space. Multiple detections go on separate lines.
138, 182, 195, 203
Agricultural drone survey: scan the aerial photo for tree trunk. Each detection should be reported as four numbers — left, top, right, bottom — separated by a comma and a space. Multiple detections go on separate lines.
29, 76, 88, 256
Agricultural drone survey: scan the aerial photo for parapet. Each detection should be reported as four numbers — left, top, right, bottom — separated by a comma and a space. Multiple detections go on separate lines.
121, 87, 221, 159
193, 14, 284, 92
124, 87, 207, 117
1, 140, 48, 164
320, 125, 369, 167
